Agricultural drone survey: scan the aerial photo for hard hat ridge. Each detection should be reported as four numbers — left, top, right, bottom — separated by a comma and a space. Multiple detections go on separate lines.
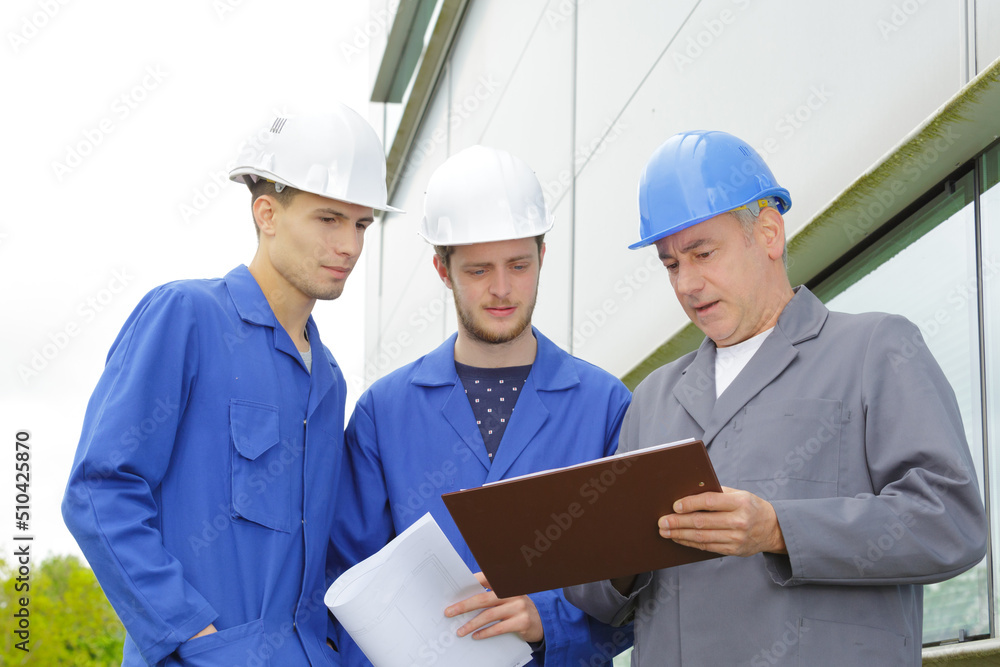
631, 130, 790, 249
229, 104, 404, 214
419, 145, 554, 246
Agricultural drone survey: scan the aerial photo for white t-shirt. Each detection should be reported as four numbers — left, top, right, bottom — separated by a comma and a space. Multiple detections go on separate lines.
715, 327, 774, 398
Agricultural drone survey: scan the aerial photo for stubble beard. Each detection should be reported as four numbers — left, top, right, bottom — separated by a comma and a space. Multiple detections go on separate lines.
453, 284, 538, 345
284, 254, 348, 302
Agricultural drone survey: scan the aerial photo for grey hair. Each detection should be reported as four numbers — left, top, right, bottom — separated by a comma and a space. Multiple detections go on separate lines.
731, 207, 787, 267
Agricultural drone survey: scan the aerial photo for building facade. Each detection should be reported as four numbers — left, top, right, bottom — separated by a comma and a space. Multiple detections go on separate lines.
360, 0, 1000, 662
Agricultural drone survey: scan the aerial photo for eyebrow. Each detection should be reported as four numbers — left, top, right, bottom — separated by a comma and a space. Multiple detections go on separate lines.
314, 207, 375, 224
658, 238, 710, 261
460, 254, 536, 268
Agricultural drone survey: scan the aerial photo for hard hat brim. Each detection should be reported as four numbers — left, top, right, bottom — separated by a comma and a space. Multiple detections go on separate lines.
229, 167, 405, 214
416, 214, 555, 246
629, 187, 791, 250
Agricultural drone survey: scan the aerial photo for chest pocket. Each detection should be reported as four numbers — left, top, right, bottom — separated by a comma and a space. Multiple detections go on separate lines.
230, 399, 292, 532
738, 398, 842, 501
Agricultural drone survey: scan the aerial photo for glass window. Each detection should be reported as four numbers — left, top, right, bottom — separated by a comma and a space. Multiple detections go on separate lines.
813, 168, 989, 644
981, 141, 1000, 643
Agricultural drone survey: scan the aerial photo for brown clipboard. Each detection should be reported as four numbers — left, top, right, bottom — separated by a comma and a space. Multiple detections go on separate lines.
441, 439, 721, 598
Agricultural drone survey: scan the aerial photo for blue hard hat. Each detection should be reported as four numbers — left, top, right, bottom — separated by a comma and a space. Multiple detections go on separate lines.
630, 130, 791, 249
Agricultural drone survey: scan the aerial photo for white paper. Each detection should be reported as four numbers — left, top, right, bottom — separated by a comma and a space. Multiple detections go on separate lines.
326, 513, 533, 667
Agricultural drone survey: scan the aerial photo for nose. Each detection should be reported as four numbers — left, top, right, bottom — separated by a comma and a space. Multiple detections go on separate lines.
672, 262, 703, 297
490, 268, 513, 299
332, 223, 363, 260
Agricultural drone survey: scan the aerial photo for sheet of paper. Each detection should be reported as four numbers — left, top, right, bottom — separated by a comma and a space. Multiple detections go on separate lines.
326, 513, 533, 667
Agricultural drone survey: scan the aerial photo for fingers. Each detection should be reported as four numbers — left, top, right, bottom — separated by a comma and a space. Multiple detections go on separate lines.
446, 593, 544, 643
473, 572, 490, 589
656, 487, 785, 557
444, 589, 499, 617
660, 509, 749, 533
672, 489, 741, 513
455, 605, 512, 639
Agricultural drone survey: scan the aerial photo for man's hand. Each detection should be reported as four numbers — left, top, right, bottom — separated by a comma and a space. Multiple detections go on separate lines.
190, 623, 217, 640
658, 486, 787, 557
444, 573, 543, 643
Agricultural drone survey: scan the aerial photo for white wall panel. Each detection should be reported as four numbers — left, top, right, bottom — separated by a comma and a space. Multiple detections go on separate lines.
532, 194, 573, 351
445, 0, 551, 149
977, 0, 1000, 74
372, 0, 977, 381
575, 0, 699, 158
475, 0, 576, 353
365, 80, 453, 385
572, 0, 967, 376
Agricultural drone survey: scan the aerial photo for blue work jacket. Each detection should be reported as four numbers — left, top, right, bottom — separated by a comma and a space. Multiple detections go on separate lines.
62, 266, 345, 666
331, 328, 633, 666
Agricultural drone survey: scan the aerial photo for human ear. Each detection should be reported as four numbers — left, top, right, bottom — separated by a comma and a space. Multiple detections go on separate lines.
252, 195, 279, 238
432, 255, 453, 289
757, 207, 786, 261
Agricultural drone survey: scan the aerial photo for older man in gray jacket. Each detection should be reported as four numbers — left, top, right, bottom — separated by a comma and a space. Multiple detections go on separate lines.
564, 130, 987, 666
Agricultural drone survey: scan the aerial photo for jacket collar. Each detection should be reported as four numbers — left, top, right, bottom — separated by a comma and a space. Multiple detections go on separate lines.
673, 286, 828, 445
224, 265, 337, 415
413, 326, 579, 478
225, 264, 280, 328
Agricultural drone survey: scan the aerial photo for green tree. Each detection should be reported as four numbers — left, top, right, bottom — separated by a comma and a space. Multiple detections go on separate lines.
1, 554, 124, 666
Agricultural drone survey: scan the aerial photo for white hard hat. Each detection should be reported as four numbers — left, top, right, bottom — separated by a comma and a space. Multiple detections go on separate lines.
418, 145, 554, 245
229, 105, 404, 213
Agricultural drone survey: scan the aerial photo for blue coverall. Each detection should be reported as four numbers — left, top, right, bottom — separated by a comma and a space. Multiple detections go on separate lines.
331, 328, 633, 665
63, 265, 345, 666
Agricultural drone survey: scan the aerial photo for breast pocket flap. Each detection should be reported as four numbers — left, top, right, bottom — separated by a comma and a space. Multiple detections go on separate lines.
230, 400, 279, 460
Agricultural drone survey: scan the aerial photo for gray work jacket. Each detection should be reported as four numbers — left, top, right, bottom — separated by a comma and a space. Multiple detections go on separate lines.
565, 287, 986, 666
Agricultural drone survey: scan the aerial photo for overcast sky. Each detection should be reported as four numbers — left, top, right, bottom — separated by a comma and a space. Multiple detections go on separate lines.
1, 0, 382, 561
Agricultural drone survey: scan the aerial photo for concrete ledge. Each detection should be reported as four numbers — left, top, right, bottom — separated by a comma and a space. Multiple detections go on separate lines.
923, 639, 1000, 665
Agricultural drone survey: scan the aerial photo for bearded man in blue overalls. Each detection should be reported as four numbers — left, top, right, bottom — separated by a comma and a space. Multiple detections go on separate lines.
331, 145, 633, 666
